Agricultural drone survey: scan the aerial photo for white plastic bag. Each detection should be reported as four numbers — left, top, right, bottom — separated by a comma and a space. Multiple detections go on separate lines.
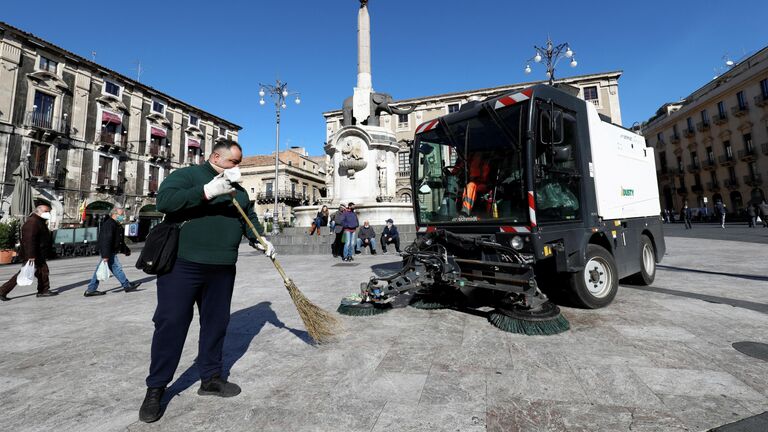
96, 260, 111, 281
17, 261, 36, 286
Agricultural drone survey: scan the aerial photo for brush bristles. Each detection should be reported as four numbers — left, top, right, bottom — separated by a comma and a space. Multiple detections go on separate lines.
488, 312, 570, 336
337, 304, 390, 316
285, 280, 341, 344
409, 299, 450, 310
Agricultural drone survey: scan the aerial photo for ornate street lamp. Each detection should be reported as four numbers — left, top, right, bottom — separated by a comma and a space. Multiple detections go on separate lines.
259, 79, 301, 235
524, 38, 578, 85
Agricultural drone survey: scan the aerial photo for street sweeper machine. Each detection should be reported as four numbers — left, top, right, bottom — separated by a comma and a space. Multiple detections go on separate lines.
338, 83, 665, 335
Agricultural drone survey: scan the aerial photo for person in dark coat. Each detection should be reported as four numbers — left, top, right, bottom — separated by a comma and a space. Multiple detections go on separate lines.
715, 200, 726, 228
681, 202, 693, 230
747, 204, 757, 228
83, 207, 141, 297
0, 199, 57, 301
330, 204, 346, 257
341, 202, 360, 262
355, 220, 377, 254
380, 218, 401, 253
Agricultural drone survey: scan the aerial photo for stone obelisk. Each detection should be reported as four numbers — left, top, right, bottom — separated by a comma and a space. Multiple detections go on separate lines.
352, 0, 373, 124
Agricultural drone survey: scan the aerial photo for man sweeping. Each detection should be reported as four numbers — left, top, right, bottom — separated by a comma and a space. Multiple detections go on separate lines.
139, 140, 276, 423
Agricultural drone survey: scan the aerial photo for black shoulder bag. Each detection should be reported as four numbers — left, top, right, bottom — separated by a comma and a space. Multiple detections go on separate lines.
135, 221, 186, 275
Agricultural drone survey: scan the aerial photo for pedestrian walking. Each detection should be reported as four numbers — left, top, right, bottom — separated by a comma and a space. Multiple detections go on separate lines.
341, 202, 359, 262
747, 204, 757, 228
759, 200, 768, 228
83, 207, 141, 297
330, 204, 345, 257
380, 218, 401, 253
682, 202, 692, 230
138, 140, 276, 423
355, 220, 377, 254
308, 205, 329, 236
0, 199, 58, 301
715, 200, 726, 228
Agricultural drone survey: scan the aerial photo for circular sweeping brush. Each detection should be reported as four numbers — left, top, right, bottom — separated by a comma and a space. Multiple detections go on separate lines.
488, 301, 570, 336
337, 302, 391, 316
409, 287, 455, 310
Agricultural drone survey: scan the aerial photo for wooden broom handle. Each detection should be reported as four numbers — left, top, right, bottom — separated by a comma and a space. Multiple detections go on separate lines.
231, 198, 290, 284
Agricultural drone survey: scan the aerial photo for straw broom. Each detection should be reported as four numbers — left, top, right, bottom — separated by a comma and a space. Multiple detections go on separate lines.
231, 198, 341, 343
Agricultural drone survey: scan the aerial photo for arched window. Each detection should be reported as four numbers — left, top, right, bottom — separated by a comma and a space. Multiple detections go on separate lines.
400, 193, 412, 203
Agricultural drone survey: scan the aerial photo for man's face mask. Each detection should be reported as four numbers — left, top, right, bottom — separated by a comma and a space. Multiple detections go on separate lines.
116, 215, 125, 223
40, 212, 51, 220
223, 166, 241, 183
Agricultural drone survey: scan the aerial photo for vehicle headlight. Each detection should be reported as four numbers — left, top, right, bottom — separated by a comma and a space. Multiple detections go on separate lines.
511, 236, 523, 250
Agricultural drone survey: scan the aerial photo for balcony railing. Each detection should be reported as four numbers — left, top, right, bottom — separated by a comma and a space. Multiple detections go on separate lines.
717, 154, 736, 166
256, 189, 309, 204
731, 104, 749, 117
706, 181, 720, 191
744, 173, 763, 186
30, 158, 49, 177
696, 121, 710, 132
24, 111, 69, 135
701, 159, 717, 170
755, 94, 768, 108
686, 163, 700, 173
713, 112, 728, 125
738, 148, 757, 162
148, 143, 172, 161
724, 179, 739, 190
669, 134, 681, 145
397, 170, 411, 178
683, 128, 695, 138
97, 132, 128, 151
95, 178, 118, 192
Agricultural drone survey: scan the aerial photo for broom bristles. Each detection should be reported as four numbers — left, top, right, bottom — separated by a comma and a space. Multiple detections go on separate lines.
285, 279, 341, 343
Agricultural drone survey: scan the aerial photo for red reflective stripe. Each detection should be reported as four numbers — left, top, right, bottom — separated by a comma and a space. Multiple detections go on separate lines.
500, 226, 517, 233
426, 226, 436, 233
528, 190, 537, 228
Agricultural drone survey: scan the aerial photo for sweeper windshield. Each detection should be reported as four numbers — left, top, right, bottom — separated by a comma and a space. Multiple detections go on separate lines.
414, 101, 529, 225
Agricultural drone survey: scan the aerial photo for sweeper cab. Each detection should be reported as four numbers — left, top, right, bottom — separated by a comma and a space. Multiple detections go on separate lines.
342, 84, 665, 335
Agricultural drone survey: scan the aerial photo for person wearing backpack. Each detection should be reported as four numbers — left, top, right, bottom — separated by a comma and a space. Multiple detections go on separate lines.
138, 140, 276, 423
83, 207, 141, 297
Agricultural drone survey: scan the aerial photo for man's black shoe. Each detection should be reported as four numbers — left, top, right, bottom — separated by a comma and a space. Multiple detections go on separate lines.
124, 282, 142, 293
0, 294, 10, 301
83, 290, 106, 297
36, 291, 59, 298
198, 376, 241, 398
139, 387, 165, 423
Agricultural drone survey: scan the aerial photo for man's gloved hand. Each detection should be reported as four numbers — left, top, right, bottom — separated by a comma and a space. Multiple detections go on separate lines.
251, 239, 276, 259
203, 174, 234, 200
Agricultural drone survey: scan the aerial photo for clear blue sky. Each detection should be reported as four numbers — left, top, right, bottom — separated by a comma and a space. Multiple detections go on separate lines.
3, 0, 767, 156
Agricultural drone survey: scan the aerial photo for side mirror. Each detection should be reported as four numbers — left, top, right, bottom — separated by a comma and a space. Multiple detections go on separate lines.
539, 108, 564, 145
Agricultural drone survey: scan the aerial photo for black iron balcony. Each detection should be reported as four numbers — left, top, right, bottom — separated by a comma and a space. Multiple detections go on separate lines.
743, 173, 763, 187
691, 184, 704, 193
669, 134, 681, 145
148, 143, 172, 162
696, 121, 710, 132
754, 94, 768, 108
97, 132, 128, 152
731, 104, 749, 117
397, 170, 411, 178
701, 159, 717, 170
256, 189, 309, 204
683, 127, 695, 138
738, 148, 757, 162
686, 163, 700, 173
24, 111, 69, 137
724, 178, 739, 190
706, 181, 720, 192
95, 178, 118, 192
717, 154, 736, 166
713, 112, 728, 125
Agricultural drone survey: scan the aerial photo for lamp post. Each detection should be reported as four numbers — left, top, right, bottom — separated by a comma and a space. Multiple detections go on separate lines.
524, 38, 578, 85
259, 79, 301, 235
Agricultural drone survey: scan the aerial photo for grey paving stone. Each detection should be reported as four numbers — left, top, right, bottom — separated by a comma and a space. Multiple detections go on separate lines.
659, 395, 758, 431
631, 366, 767, 400
372, 402, 485, 432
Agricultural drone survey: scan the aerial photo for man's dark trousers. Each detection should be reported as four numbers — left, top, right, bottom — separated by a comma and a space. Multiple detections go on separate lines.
381, 235, 401, 253
146, 258, 236, 388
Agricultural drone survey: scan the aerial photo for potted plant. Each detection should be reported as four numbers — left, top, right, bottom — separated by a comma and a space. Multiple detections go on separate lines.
0, 220, 17, 264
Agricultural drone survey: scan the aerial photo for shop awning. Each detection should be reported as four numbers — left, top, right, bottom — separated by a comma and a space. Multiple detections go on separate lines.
150, 127, 166, 137
187, 139, 200, 148
101, 111, 122, 125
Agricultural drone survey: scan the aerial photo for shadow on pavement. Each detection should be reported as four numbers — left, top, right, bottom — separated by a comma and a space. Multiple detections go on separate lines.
623, 285, 768, 315
162, 301, 310, 405
658, 265, 768, 282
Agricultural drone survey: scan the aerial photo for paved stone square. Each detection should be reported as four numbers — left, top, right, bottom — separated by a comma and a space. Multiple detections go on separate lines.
0, 235, 767, 431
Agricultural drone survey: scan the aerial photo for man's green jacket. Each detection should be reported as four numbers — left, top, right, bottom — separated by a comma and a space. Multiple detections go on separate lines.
156, 162, 263, 265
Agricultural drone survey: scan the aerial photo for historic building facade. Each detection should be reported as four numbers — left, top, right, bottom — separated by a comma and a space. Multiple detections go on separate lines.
642, 46, 768, 216
239, 147, 327, 225
322, 71, 624, 203
0, 21, 240, 232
